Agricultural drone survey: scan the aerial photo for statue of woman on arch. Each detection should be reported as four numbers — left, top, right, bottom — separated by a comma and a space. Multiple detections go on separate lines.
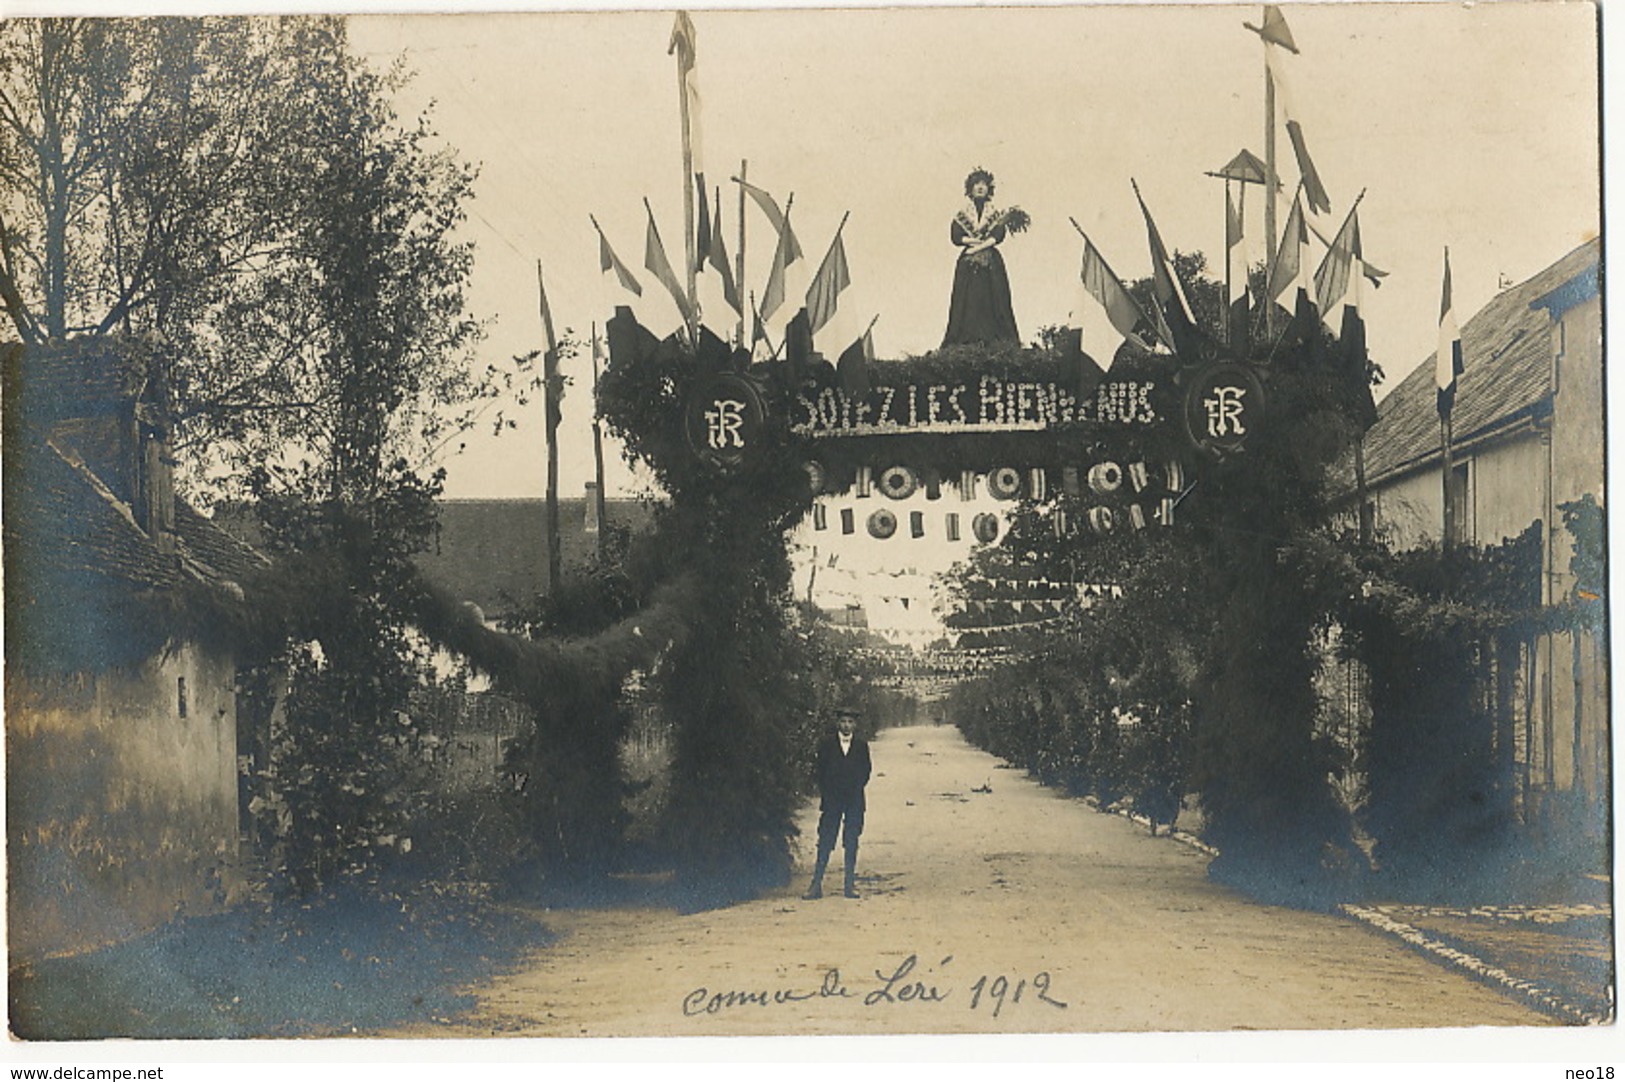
941, 167, 1029, 348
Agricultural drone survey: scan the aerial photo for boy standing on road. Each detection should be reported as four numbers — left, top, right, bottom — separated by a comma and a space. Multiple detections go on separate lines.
804, 707, 872, 900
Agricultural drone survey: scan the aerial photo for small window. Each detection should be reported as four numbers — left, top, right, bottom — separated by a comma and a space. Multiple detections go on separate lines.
177, 676, 188, 718
1447, 462, 1471, 545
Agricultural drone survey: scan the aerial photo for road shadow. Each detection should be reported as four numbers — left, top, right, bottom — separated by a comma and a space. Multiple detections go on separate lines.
9, 880, 550, 1040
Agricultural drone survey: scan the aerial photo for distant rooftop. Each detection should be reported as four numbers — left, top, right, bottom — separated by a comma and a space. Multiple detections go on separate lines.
413, 494, 660, 618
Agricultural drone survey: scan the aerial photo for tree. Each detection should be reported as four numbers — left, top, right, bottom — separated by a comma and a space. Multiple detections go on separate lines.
1, 16, 504, 892
0, 16, 493, 494
227, 21, 487, 892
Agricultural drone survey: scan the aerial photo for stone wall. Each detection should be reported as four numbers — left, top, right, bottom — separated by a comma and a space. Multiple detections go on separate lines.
7, 641, 245, 962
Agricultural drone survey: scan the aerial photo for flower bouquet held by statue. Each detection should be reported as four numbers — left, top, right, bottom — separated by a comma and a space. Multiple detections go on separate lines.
958, 204, 1032, 250
943, 167, 1028, 348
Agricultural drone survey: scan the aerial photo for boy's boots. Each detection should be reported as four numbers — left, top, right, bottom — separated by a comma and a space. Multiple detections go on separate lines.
803, 851, 830, 900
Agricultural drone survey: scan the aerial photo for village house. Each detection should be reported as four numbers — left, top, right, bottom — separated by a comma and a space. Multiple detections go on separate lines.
1355, 238, 1605, 836
4, 339, 269, 962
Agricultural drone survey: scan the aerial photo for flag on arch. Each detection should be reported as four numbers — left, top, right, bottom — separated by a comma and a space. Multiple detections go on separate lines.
1255, 6, 1331, 217
837, 324, 874, 398
694, 183, 712, 277
1436, 247, 1464, 421
1077, 230, 1159, 356
670, 12, 706, 263
594, 217, 643, 297
702, 188, 741, 315
643, 201, 693, 324
1314, 199, 1361, 326
1244, 4, 1299, 53
1330, 209, 1377, 427
1267, 192, 1314, 310
1269, 193, 1321, 356
1132, 181, 1198, 355
759, 204, 803, 324
736, 177, 798, 248
805, 224, 851, 337
1308, 217, 1389, 288
784, 307, 813, 384
669, 12, 698, 96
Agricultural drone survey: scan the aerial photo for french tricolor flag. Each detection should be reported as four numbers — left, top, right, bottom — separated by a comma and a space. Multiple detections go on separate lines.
1435, 248, 1464, 420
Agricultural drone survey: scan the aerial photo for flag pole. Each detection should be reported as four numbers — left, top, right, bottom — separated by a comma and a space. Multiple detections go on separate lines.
674, 20, 698, 344
749, 289, 783, 362
1441, 243, 1455, 549
736, 159, 748, 347
1238, 178, 1252, 350
590, 320, 609, 558
537, 259, 562, 596
1355, 428, 1372, 544
1441, 412, 1455, 549
1225, 179, 1235, 348
1262, 22, 1279, 337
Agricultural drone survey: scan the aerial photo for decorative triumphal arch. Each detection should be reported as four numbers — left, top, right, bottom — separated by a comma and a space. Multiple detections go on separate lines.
677, 334, 1267, 548
592, 298, 1293, 900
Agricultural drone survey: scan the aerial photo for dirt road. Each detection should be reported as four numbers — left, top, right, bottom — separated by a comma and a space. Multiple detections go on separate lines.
392, 722, 1548, 1038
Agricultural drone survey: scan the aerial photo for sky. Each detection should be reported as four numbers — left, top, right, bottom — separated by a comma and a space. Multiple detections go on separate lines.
2, 0, 1605, 633
340, 3, 1602, 511
342, 3, 1603, 635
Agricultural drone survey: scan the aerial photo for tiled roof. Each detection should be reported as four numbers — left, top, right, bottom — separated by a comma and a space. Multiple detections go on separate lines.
4, 338, 266, 604
173, 500, 272, 585
7, 439, 269, 596
413, 497, 660, 617
1363, 239, 1600, 486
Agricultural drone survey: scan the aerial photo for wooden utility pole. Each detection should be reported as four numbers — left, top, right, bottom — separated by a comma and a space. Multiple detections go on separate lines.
537, 259, 562, 596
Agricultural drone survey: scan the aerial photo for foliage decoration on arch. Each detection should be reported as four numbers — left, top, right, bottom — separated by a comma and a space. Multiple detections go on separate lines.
601, 302, 1272, 555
